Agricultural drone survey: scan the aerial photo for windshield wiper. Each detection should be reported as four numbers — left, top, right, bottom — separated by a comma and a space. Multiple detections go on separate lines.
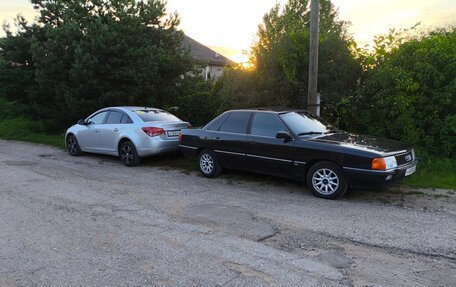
298, 130, 340, 136
324, 130, 341, 134
298, 131, 325, 136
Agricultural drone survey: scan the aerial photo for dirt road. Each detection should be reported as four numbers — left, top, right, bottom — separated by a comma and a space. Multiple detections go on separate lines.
0, 140, 454, 286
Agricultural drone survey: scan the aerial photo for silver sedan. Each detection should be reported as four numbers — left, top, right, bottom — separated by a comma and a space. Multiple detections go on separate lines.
65, 106, 190, 166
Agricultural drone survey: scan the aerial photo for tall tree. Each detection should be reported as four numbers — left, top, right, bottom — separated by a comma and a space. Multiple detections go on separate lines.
0, 0, 193, 130
250, 0, 361, 112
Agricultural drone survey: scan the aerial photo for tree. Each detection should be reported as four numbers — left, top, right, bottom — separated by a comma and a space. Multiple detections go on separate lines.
223, 0, 362, 118
0, 0, 194, 130
349, 28, 456, 157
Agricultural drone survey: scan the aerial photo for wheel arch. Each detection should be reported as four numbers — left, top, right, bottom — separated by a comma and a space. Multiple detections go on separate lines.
117, 137, 136, 156
304, 159, 345, 180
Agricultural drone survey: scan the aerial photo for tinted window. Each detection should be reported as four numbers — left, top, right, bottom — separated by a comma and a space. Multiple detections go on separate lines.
120, 114, 133, 124
219, 112, 250, 134
106, 111, 123, 124
280, 112, 335, 136
205, 113, 229, 131
134, 109, 180, 122
88, 111, 108, 125
251, 113, 284, 137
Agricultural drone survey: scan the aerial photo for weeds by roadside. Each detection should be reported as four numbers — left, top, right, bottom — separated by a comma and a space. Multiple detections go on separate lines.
0, 118, 64, 149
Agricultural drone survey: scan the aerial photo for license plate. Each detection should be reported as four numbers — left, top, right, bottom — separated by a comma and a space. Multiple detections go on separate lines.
167, 131, 180, 137
405, 165, 416, 176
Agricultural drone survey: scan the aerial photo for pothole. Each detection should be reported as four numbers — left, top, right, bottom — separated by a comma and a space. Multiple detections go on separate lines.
182, 204, 276, 241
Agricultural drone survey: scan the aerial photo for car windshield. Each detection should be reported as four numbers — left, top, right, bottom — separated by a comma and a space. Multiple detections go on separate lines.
134, 109, 181, 122
279, 112, 338, 136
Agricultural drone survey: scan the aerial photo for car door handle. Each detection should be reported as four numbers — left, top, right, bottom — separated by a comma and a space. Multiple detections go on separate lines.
215, 137, 221, 141
93, 129, 100, 133
113, 128, 119, 132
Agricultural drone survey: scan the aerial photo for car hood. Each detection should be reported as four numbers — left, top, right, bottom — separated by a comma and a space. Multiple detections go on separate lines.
306, 132, 410, 154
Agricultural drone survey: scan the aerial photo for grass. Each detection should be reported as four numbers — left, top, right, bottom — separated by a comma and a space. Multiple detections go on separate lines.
0, 118, 65, 149
402, 156, 456, 190
1, 117, 454, 190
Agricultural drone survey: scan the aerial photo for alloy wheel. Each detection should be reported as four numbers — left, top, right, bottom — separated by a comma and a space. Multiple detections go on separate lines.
312, 168, 340, 195
200, 153, 214, 174
67, 137, 78, 155
121, 144, 134, 165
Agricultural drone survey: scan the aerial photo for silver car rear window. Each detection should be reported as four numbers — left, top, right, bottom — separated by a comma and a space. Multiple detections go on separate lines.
134, 110, 180, 122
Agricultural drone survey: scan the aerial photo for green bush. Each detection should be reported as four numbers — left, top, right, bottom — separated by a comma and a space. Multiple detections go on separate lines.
348, 29, 456, 158
174, 92, 218, 127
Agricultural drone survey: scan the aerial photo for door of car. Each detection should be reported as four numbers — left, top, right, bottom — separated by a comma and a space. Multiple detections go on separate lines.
245, 112, 295, 176
212, 111, 251, 168
98, 110, 133, 153
77, 111, 109, 151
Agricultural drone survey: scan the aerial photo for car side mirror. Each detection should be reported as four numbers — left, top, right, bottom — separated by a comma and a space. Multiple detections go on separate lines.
77, 119, 86, 125
276, 131, 293, 142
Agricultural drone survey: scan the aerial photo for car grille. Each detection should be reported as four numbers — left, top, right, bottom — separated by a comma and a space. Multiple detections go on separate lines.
395, 149, 414, 166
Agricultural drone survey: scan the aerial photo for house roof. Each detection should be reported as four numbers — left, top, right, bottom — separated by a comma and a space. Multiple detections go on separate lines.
182, 35, 236, 67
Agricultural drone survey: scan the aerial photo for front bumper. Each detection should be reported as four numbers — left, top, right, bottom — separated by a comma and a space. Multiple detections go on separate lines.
343, 159, 419, 188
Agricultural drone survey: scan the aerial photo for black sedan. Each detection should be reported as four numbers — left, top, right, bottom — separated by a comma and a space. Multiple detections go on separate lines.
179, 109, 418, 199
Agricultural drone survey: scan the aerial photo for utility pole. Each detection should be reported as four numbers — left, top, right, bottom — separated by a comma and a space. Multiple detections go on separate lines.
307, 0, 320, 116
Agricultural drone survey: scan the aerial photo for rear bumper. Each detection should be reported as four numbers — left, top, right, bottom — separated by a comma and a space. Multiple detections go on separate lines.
136, 137, 180, 157
343, 159, 419, 188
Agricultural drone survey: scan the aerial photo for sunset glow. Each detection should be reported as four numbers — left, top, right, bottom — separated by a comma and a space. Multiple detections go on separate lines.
1, 0, 454, 63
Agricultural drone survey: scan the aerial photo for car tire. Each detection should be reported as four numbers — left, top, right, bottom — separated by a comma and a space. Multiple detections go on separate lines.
198, 149, 222, 178
119, 141, 141, 167
306, 161, 348, 199
66, 135, 83, 156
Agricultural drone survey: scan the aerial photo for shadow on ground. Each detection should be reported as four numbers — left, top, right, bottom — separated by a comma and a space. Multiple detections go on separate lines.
81, 152, 455, 211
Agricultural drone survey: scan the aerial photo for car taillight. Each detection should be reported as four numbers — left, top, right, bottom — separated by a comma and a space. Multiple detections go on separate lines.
142, 127, 164, 137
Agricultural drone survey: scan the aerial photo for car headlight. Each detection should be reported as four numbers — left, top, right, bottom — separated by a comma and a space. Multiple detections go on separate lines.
372, 156, 397, 170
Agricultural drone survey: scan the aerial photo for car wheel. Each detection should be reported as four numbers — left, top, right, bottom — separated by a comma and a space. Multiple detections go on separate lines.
66, 135, 83, 156
198, 149, 222, 178
119, 141, 141, 167
306, 161, 348, 199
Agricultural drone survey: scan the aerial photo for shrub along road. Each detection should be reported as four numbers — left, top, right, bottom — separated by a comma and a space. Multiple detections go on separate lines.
0, 140, 455, 286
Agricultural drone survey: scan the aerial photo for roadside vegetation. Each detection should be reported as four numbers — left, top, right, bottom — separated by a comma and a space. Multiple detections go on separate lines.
0, 0, 454, 189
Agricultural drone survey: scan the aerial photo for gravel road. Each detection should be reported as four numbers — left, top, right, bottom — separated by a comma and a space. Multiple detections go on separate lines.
0, 140, 455, 286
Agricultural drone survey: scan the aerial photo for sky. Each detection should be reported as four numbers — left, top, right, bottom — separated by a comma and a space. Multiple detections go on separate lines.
1, 0, 455, 62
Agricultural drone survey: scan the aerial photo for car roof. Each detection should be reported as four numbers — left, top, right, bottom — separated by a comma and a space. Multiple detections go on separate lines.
228, 108, 308, 114
104, 106, 165, 112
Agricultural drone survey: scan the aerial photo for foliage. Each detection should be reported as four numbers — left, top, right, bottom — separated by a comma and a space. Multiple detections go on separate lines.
402, 156, 456, 189
215, 68, 272, 111
0, 0, 194, 131
348, 28, 456, 158
0, 117, 64, 148
249, 0, 362, 112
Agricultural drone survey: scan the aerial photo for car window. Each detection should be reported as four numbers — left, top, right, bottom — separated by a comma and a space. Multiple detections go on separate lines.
88, 111, 108, 125
134, 109, 180, 122
219, 112, 250, 134
106, 111, 124, 124
251, 113, 285, 137
279, 112, 334, 136
120, 114, 133, 124
205, 113, 229, 131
